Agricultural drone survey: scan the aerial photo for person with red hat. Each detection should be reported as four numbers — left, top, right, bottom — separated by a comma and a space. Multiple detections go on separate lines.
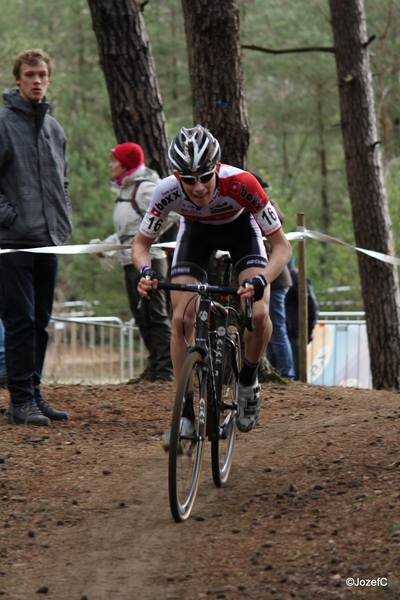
94, 142, 177, 382
111, 142, 145, 174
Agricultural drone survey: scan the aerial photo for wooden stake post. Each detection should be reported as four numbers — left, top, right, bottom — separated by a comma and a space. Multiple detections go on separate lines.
297, 213, 308, 382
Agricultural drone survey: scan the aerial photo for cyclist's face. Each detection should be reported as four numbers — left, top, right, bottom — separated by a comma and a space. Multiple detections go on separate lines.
179, 172, 217, 207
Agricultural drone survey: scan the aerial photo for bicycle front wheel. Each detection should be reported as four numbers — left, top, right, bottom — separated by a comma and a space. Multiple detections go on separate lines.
211, 326, 240, 486
168, 351, 207, 522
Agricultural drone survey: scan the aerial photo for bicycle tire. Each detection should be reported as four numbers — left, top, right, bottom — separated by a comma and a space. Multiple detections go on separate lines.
168, 351, 207, 522
211, 326, 240, 486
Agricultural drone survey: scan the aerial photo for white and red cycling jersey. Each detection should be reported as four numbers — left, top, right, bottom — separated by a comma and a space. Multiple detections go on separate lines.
139, 164, 282, 240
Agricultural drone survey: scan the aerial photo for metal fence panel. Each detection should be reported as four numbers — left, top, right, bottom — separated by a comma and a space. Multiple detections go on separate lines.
43, 316, 145, 384
43, 312, 372, 388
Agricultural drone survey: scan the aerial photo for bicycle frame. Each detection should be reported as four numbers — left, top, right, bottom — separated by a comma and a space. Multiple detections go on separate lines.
157, 256, 249, 439
189, 293, 230, 442
186, 259, 240, 440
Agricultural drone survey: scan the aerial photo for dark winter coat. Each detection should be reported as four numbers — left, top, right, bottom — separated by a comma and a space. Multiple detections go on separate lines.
0, 88, 72, 248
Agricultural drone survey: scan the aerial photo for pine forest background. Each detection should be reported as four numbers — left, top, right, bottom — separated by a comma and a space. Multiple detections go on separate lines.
1, 0, 399, 321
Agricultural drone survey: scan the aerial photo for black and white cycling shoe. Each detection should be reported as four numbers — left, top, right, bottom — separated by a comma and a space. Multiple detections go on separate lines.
236, 377, 261, 433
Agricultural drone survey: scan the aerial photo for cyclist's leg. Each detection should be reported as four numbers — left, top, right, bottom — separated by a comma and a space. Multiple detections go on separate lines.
227, 213, 271, 373
239, 265, 272, 367
214, 210, 271, 370
226, 213, 269, 432
162, 222, 212, 451
169, 219, 212, 382
170, 279, 198, 382
233, 268, 270, 432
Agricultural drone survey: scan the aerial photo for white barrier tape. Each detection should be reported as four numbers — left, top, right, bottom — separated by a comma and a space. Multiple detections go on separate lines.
305, 229, 400, 266
0, 229, 398, 266
0, 243, 130, 255
285, 232, 304, 242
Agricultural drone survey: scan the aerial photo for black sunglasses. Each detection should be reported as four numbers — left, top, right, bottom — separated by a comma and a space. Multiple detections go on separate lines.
178, 170, 216, 186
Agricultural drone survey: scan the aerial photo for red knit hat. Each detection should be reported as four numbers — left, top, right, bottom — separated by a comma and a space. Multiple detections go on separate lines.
111, 142, 145, 170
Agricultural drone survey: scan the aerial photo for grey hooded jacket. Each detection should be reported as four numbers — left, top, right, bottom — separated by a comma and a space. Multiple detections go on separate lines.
107, 165, 180, 267
0, 88, 72, 248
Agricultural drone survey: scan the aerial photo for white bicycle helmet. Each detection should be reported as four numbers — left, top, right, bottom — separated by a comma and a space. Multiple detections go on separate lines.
168, 124, 221, 174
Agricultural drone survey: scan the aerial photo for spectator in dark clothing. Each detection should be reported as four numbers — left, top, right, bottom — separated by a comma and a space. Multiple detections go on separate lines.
0, 49, 72, 426
0, 319, 6, 384
285, 258, 319, 380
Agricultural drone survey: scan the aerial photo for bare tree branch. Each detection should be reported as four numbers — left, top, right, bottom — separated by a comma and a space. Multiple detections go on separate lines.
362, 34, 376, 48
241, 44, 335, 55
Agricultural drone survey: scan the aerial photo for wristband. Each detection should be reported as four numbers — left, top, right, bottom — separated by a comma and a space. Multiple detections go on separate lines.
140, 263, 150, 273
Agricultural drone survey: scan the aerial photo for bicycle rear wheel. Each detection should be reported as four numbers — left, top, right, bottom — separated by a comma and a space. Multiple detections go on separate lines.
211, 326, 240, 486
168, 351, 207, 522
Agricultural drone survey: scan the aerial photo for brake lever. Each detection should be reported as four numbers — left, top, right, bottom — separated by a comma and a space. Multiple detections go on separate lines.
137, 274, 153, 323
243, 280, 254, 332
245, 296, 254, 332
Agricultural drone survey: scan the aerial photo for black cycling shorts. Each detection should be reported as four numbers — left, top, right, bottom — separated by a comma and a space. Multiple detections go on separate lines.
170, 210, 267, 282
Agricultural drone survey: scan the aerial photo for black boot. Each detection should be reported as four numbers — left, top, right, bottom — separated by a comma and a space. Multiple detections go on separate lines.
36, 397, 69, 421
6, 401, 50, 426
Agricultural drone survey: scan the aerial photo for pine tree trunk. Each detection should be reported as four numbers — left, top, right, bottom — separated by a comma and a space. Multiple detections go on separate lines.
87, 0, 170, 177
181, 0, 249, 168
328, 0, 400, 389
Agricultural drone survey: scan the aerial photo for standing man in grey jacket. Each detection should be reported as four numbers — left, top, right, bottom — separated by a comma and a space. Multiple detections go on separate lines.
0, 49, 73, 426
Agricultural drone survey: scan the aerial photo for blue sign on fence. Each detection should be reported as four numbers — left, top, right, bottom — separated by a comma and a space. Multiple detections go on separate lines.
307, 321, 372, 389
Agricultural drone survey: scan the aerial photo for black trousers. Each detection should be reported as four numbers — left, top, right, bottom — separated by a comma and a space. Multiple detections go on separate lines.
124, 258, 173, 379
0, 252, 57, 405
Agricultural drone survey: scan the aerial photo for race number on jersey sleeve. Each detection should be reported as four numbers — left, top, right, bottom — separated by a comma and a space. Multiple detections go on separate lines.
254, 202, 281, 237
218, 168, 282, 237
139, 175, 180, 239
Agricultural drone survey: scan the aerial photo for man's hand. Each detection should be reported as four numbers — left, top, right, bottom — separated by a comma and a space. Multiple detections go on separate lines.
238, 275, 268, 302
136, 266, 158, 299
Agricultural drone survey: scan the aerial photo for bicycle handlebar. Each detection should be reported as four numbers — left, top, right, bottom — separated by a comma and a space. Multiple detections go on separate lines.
157, 281, 237, 295
157, 281, 254, 332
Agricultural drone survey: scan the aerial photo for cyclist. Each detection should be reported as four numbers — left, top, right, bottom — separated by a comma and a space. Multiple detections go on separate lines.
132, 125, 292, 439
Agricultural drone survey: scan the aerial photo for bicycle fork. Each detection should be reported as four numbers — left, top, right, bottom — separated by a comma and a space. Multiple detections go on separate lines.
212, 316, 240, 441
181, 359, 209, 452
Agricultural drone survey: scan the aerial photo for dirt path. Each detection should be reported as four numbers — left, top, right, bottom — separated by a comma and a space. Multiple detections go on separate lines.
1, 380, 400, 599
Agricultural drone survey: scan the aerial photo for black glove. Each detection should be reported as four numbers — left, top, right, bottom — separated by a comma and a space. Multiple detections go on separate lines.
251, 274, 268, 302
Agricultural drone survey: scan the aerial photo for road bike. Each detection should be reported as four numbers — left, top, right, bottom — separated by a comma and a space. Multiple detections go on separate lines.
155, 255, 253, 522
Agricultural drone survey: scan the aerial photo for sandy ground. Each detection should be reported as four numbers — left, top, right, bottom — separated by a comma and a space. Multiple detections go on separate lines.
1, 379, 400, 599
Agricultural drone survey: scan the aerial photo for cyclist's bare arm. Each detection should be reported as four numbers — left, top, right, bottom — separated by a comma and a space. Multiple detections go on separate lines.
265, 228, 292, 281
237, 228, 292, 300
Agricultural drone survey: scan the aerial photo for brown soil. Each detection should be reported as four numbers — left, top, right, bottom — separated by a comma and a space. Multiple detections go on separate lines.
0, 380, 400, 600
